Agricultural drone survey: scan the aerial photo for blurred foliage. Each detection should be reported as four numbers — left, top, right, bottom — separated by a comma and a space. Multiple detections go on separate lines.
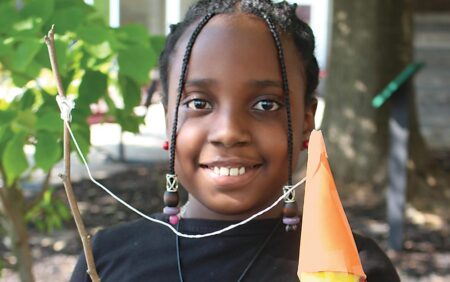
25, 188, 72, 233
0, 0, 165, 277
0, 0, 165, 186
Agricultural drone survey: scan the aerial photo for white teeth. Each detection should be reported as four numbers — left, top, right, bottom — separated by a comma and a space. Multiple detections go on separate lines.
212, 166, 246, 176
220, 167, 229, 176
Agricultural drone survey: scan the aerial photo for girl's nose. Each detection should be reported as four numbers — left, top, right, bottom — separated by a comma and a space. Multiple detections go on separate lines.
208, 110, 251, 148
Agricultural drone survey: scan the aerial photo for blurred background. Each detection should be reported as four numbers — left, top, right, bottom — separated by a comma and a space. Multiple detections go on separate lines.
0, 0, 448, 281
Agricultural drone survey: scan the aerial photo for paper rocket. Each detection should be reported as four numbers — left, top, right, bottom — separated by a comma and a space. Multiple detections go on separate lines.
298, 130, 366, 282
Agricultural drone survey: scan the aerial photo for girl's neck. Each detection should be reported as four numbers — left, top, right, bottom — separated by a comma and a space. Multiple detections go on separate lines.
181, 196, 284, 221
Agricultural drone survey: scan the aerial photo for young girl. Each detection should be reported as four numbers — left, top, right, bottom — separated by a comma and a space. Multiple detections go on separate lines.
71, 1, 400, 281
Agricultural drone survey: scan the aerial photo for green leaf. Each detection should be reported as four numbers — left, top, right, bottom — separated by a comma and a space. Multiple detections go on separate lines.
149, 35, 166, 57
35, 110, 63, 133
11, 110, 36, 134
78, 70, 107, 106
78, 25, 111, 45
0, 110, 16, 124
50, 7, 86, 34
17, 89, 36, 110
71, 124, 90, 161
12, 17, 43, 36
0, 126, 13, 160
0, 3, 19, 34
118, 45, 156, 84
11, 71, 32, 87
118, 75, 141, 112
0, 38, 14, 57
116, 24, 150, 46
55, 201, 71, 220
22, 0, 55, 22
84, 41, 113, 60
115, 110, 144, 133
2, 134, 28, 186
35, 131, 61, 172
11, 38, 42, 72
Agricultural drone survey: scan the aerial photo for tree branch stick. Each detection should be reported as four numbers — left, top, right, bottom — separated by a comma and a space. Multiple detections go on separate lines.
44, 25, 100, 282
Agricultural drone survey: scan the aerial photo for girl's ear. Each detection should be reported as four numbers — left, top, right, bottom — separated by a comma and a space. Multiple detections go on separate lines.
303, 97, 318, 136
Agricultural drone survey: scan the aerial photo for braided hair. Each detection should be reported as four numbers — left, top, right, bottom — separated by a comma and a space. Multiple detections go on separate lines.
159, 0, 319, 185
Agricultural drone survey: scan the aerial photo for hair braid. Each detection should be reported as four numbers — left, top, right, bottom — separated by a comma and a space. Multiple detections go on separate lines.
257, 12, 293, 185
168, 13, 216, 175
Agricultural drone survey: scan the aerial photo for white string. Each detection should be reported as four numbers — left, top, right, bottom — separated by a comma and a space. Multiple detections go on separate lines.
62, 116, 306, 239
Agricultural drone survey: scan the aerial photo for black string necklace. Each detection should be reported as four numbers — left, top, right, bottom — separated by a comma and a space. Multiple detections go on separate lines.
175, 219, 281, 282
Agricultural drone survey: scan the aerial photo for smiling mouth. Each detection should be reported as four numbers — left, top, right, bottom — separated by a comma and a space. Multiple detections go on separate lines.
199, 164, 261, 177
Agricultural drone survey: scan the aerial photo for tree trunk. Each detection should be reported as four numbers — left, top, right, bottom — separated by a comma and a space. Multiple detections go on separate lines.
321, 0, 415, 188
321, 0, 449, 214
0, 186, 35, 282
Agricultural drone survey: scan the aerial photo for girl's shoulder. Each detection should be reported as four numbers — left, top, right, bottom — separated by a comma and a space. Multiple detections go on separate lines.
92, 213, 171, 247
354, 233, 401, 282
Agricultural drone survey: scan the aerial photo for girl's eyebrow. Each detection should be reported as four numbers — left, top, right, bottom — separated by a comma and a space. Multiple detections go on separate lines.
185, 78, 217, 87
184, 79, 283, 89
248, 79, 283, 89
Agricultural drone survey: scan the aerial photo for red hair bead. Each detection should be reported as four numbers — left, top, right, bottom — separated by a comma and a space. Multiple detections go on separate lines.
163, 140, 169, 150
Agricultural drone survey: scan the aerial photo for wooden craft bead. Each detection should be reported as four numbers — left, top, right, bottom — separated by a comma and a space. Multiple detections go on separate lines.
164, 191, 179, 207
283, 202, 298, 217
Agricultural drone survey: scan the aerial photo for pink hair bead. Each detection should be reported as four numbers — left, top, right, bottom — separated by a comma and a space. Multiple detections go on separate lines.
169, 215, 180, 225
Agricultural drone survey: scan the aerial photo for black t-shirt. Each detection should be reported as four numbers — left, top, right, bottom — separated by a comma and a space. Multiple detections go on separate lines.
71, 214, 400, 282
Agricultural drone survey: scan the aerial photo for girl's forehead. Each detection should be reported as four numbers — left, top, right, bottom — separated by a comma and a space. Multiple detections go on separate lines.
166, 13, 306, 101
171, 13, 302, 77
175, 14, 272, 52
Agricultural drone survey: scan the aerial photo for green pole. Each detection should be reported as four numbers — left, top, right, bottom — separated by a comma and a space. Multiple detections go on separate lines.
372, 62, 424, 108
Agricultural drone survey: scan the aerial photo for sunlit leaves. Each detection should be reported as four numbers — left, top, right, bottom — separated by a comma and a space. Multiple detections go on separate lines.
71, 123, 90, 161
49, 6, 86, 34
115, 109, 144, 133
118, 45, 156, 85
116, 24, 150, 46
118, 74, 140, 112
78, 70, 107, 106
17, 89, 36, 110
25, 189, 71, 233
2, 133, 28, 186
0, 124, 13, 160
11, 38, 42, 72
35, 110, 62, 134
0, 2, 19, 34
0, 0, 160, 186
22, 0, 55, 23
11, 110, 36, 134
35, 131, 61, 172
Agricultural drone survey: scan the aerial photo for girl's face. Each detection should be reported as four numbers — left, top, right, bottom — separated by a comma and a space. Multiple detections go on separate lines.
166, 14, 316, 220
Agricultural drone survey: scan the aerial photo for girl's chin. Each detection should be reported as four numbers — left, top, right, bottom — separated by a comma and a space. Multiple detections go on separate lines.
184, 189, 284, 221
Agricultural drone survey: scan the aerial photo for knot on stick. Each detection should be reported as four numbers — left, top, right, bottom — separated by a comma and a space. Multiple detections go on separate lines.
56, 95, 75, 122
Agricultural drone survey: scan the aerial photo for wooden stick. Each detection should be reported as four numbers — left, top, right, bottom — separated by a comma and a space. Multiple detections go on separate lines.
44, 25, 101, 282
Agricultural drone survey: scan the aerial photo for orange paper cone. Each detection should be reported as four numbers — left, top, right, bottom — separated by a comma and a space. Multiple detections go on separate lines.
298, 130, 366, 281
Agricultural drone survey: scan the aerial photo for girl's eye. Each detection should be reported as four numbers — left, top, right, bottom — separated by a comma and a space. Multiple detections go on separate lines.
185, 99, 212, 110
253, 100, 281, 112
